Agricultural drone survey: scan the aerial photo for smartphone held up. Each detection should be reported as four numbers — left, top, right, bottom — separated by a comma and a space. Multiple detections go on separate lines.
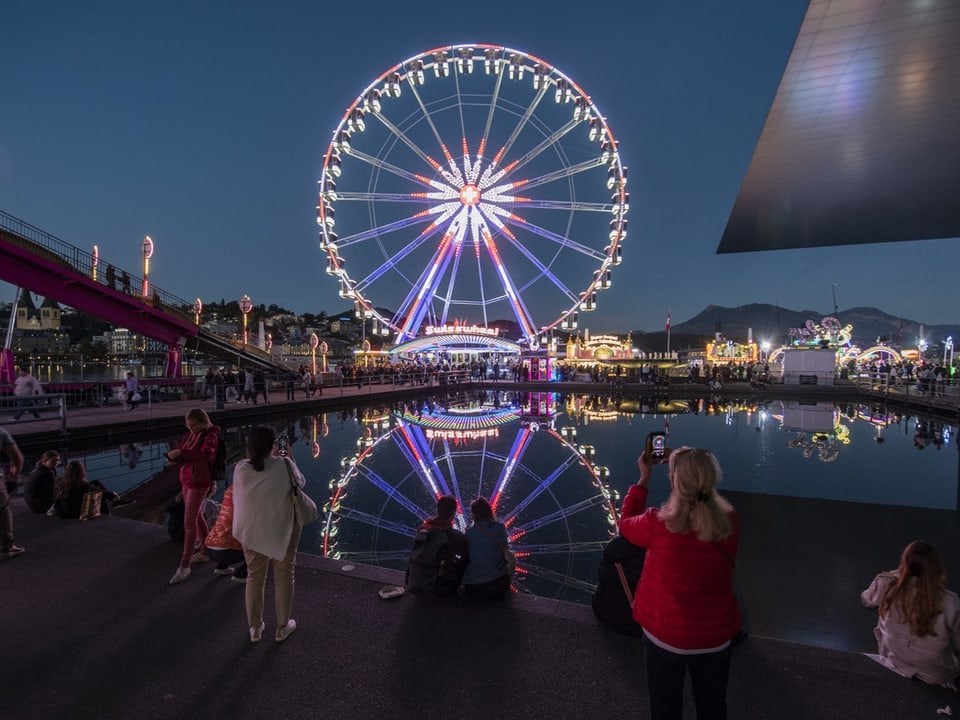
644, 431, 667, 464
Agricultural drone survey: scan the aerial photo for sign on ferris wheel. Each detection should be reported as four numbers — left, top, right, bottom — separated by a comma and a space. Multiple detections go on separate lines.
318, 44, 628, 347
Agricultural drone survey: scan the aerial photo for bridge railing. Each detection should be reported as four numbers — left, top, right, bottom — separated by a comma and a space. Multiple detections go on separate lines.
0, 392, 68, 433
0, 210, 194, 314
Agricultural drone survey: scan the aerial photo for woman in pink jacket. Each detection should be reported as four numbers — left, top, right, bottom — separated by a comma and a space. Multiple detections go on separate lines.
861, 541, 960, 688
166, 408, 221, 585
619, 446, 741, 720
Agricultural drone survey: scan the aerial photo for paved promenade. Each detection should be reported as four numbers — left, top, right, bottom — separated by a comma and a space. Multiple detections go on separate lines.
2, 498, 957, 720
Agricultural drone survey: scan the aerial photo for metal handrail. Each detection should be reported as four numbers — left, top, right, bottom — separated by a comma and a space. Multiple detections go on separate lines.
0, 209, 194, 312
0, 392, 68, 433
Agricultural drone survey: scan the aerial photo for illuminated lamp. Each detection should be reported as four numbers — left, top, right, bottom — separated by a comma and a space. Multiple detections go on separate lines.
334, 130, 351, 153
322, 203, 335, 227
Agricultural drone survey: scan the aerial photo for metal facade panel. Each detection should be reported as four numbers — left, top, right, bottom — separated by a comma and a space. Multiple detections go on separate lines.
719, 0, 960, 253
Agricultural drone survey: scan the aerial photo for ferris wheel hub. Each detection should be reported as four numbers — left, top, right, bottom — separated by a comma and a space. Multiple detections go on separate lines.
459, 183, 481, 206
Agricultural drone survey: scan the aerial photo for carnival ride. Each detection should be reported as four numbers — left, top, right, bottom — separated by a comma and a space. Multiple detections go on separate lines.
318, 45, 627, 349
319, 392, 619, 601
767, 317, 904, 370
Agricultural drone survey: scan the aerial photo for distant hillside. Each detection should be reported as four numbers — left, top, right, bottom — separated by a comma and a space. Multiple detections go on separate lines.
632, 303, 960, 349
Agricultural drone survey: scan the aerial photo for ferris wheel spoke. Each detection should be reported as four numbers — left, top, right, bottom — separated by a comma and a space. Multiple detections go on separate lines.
489, 427, 535, 512
393, 422, 452, 497
488, 158, 607, 194
493, 83, 550, 170
334, 507, 419, 538
510, 495, 611, 535
353, 466, 428, 520
437, 222, 471, 326
370, 110, 460, 186
391, 218, 465, 339
481, 118, 581, 188
352, 218, 447, 294
486, 197, 613, 213
480, 65, 507, 161
478, 226, 538, 339
335, 211, 436, 250
511, 563, 598, 595
499, 452, 581, 526
489, 206, 609, 262
346, 148, 441, 191
405, 81, 465, 186
478, 208, 580, 303
337, 191, 438, 205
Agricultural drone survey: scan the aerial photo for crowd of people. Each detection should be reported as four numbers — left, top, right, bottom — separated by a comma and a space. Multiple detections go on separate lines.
3, 412, 958, 715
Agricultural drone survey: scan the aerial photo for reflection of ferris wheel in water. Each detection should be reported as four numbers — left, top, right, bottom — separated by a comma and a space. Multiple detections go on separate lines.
321, 395, 619, 601
318, 45, 628, 345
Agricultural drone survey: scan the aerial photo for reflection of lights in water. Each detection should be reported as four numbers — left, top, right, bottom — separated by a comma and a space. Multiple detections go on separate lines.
320, 400, 618, 602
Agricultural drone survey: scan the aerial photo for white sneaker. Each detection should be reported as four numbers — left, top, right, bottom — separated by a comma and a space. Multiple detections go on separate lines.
250, 621, 266, 643
189, 553, 210, 564
169, 566, 191, 584
213, 566, 235, 576
276, 619, 297, 642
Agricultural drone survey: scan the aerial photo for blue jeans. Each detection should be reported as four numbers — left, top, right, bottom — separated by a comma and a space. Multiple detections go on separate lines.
643, 635, 731, 720
12, 398, 39, 420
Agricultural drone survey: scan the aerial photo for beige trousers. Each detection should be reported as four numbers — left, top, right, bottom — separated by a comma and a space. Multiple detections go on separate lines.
244, 523, 302, 630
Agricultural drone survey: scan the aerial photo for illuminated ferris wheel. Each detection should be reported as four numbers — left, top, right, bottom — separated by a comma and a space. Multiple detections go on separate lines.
318, 44, 628, 346
320, 395, 620, 602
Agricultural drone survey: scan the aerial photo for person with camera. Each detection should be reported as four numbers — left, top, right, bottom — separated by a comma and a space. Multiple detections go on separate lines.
619, 441, 741, 720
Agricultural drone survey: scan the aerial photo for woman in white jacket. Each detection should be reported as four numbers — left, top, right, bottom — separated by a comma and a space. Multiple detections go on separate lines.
233, 425, 303, 643
861, 540, 960, 688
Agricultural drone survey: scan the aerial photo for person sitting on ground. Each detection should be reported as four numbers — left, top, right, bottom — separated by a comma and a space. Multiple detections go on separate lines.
861, 540, 960, 689
405, 494, 469, 597
53, 461, 125, 519
24, 450, 60, 514
461, 497, 511, 600
204, 484, 247, 583
591, 534, 646, 636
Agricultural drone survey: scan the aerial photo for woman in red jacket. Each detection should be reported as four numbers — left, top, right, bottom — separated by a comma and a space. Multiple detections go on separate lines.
166, 408, 221, 585
619, 446, 741, 720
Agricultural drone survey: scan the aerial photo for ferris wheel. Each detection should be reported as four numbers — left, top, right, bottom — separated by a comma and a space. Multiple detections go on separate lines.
318, 44, 628, 345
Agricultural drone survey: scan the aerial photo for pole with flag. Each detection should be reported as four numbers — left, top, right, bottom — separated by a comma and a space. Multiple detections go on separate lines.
666, 310, 671, 356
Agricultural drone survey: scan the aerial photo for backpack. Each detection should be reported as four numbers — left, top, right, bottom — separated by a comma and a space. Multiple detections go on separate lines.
591, 535, 646, 636
209, 433, 226, 483
405, 527, 459, 596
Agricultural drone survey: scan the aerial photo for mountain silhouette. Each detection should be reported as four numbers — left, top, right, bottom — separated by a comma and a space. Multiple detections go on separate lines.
631, 303, 960, 350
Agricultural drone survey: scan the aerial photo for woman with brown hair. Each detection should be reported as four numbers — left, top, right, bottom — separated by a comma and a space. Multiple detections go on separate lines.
462, 496, 511, 600
861, 541, 960, 688
53, 461, 122, 518
232, 425, 302, 643
166, 408, 221, 585
619, 446, 741, 720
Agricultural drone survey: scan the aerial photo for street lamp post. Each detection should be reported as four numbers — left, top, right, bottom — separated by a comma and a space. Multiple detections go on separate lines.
239, 294, 253, 346
193, 298, 203, 326
141, 236, 154, 299
319, 340, 328, 373
310, 332, 319, 376
945, 336, 954, 367
92, 245, 99, 282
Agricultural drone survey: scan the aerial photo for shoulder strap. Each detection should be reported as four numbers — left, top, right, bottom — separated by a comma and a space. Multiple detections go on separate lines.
475, 522, 507, 552
614, 561, 634, 605
712, 541, 736, 573
282, 457, 300, 495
